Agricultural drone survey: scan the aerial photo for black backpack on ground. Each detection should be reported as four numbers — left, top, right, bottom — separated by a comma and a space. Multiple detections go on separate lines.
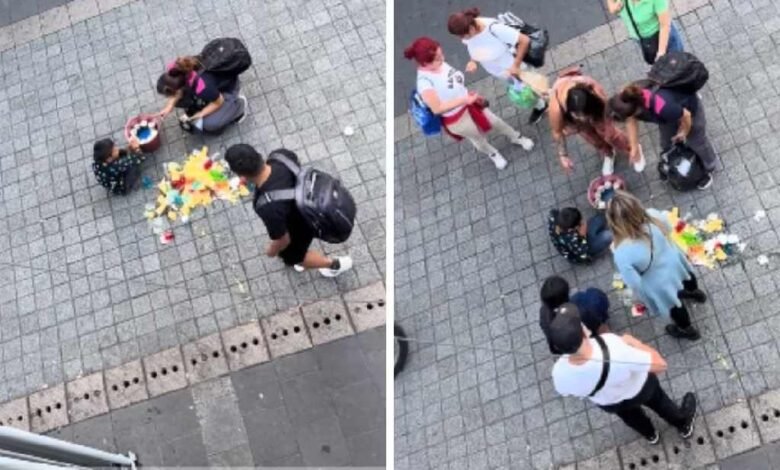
255, 151, 357, 244
658, 143, 707, 191
647, 51, 709, 94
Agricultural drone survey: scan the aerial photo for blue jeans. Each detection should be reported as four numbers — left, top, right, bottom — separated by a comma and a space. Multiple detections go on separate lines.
587, 213, 613, 257
667, 23, 684, 53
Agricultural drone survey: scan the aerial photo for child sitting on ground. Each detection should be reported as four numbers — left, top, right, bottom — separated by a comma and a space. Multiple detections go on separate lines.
92, 137, 144, 195
539, 276, 610, 354
548, 207, 613, 264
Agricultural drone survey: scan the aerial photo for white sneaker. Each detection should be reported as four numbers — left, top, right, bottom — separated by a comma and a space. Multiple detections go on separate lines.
319, 256, 353, 278
602, 154, 615, 176
293, 264, 305, 273
633, 145, 646, 173
488, 152, 508, 170
237, 95, 248, 123
512, 134, 535, 151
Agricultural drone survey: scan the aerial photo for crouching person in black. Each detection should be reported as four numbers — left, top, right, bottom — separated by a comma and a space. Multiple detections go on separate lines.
225, 144, 353, 277
92, 137, 145, 195
549, 306, 697, 445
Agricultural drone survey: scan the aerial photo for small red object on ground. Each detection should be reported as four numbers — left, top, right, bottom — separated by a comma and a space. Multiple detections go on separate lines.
160, 230, 175, 244
204, 159, 213, 170
631, 303, 647, 317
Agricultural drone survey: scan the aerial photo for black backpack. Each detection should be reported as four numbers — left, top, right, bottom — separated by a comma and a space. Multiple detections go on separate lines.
255, 151, 357, 244
197, 38, 252, 91
648, 51, 709, 94
658, 143, 707, 191
495, 12, 549, 68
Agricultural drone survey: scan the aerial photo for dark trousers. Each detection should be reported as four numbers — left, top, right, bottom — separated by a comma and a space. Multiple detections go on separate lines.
586, 213, 613, 257
600, 373, 688, 438
669, 273, 699, 329
659, 97, 717, 172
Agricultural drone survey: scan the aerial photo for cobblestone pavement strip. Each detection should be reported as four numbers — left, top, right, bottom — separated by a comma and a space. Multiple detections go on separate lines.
394, 0, 780, 468
0, 0, 386, 403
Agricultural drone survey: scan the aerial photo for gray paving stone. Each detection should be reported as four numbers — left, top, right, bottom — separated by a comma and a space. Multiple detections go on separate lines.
28, 384, 68, 433
65, 371, 108, 423
750, 388, 780, 444
344, 281, 386, 332
705, 402, 761, 460
0, 397, 30, 431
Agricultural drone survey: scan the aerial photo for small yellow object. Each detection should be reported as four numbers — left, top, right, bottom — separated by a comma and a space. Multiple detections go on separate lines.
714, 247, 728, 261
612, 279, 625, 290
239, 185, 250, 196
703, 218, 724, 233
167, 211, 177, 221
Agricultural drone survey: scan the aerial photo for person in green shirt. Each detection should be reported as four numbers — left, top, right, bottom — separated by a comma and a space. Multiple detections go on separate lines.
607, 0, 684, 64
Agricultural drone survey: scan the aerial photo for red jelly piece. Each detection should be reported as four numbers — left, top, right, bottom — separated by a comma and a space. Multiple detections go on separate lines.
204, 160, 213, 170
675, 221, 686, 232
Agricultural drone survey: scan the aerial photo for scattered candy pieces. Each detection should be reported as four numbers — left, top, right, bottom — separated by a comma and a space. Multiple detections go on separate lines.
666, 207, 743, 269
160, 230, 175, 244
343, 125, 355, 136
145, 146, 251, 243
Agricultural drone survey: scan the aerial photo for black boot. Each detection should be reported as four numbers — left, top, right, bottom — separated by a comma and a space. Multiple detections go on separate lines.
679, 289, 707, 303
678, 392, 698, 438
665, 324, 701, 341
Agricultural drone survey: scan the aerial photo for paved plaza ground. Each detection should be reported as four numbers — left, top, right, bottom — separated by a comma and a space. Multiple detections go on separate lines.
394, 0, 780, 468
0, 0, 386, 466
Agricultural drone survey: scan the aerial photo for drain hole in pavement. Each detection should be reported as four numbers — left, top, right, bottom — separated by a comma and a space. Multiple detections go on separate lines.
212, 351, 219, 358
335, 314, 341, 321
378, 300, 385, 307
161, 368, 168, 375
774, 409, 780, 418
252, 338, 260, 345
639, 458, 647, 466
728, 425, 735, 433
17, 416, 22, 422
55, 403, 61, 410
132, 378, 139, 384
83, 393, 90, 400
151, 371, 158, 379
673, 446, 679, 454
241, 342, 248, 349
112, 384, 119, 391
45, 406, 51, 413
313, 322, 320, 329
271, 333, 278, 340
293, 326, 300, 333
741, 421, 748, 429
716, 430, 724, 437
697, 436, 705, 445
367, 303, 374, 310
628, 464, 636, 470
172, 365, 179, 373
36, 409, 42, 417
324, 318, 331, 325
282, 329, 289, 336
191, 358, 198, 365
230, 345, 238, 353
123, 380, 130, 388
651, 455, 659, 463
763, 414, 769, 422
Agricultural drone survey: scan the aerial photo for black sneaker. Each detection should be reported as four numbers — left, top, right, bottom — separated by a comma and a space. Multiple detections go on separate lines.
679, 289, 707, 303
665, 324, 701, 341
679, 392, 698, 438
528, 103, 548, 125
646, 431, 660, 445
697, 173, 713, 190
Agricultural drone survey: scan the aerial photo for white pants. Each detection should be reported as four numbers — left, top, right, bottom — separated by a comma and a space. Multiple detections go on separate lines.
446, 108, 518, 156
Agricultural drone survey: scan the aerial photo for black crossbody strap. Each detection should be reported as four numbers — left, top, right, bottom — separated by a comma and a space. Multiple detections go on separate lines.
624, 1, 643, 39
638, 224, 655, 275
589, 335, 611, 397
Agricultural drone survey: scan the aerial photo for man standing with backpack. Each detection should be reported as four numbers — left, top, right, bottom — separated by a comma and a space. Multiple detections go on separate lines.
608, 52, 716, 189
225, 144, 354, 277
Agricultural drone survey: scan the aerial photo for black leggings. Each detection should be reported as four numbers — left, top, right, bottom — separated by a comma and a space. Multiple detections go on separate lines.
669, 273, 698, 328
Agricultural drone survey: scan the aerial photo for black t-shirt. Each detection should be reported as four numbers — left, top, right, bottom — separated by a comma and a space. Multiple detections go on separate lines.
177, 71, 221, 115
253, 149, 310, 240
636, 86, 698, 124
539, 305, 561, 355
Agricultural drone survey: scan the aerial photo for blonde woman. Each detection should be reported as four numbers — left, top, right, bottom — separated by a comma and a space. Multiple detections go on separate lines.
606, 191, 706, 340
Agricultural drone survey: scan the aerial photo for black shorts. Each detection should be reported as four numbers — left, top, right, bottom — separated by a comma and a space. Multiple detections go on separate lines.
279, 229, 315, 266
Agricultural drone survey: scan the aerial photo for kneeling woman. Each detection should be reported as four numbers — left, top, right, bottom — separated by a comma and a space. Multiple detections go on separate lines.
157, 57, 247, 134
404, 36, 534, 170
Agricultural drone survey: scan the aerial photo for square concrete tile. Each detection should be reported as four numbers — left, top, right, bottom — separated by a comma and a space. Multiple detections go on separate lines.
66, 372, 108, 423
662, 416, 716, 468
301, 297, 354, 346
29, 384, 69, 432
750, 388, 780, 443
261, 308, 312, 359
343, 281, 385, 332
296, 414, 350, 466
577, 448, 621, 470
618, 438, 668, 470
143, 347, 187, 397
183, 332, 229, 384
0, 397, 30, 431
221, 321, 270, 371
705, 402, 761, 460
105, 360, 148, 410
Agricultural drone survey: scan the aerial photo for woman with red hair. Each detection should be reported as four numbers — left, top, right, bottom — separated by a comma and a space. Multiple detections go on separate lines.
404, 37, 534, 170
447, 8, 548, 125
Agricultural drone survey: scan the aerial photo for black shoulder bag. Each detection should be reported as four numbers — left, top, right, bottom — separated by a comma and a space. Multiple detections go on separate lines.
624, 1, 660, 65
589, 335, 611, 397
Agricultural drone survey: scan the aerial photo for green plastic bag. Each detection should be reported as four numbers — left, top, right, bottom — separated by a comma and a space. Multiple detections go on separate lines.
508, 85, 538, 109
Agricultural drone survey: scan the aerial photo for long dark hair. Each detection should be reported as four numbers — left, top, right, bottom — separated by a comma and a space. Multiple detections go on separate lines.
156, 56, 200, 96
565, 84, 606, 122
447, 7, 480, 36
608, 84, 645, 122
